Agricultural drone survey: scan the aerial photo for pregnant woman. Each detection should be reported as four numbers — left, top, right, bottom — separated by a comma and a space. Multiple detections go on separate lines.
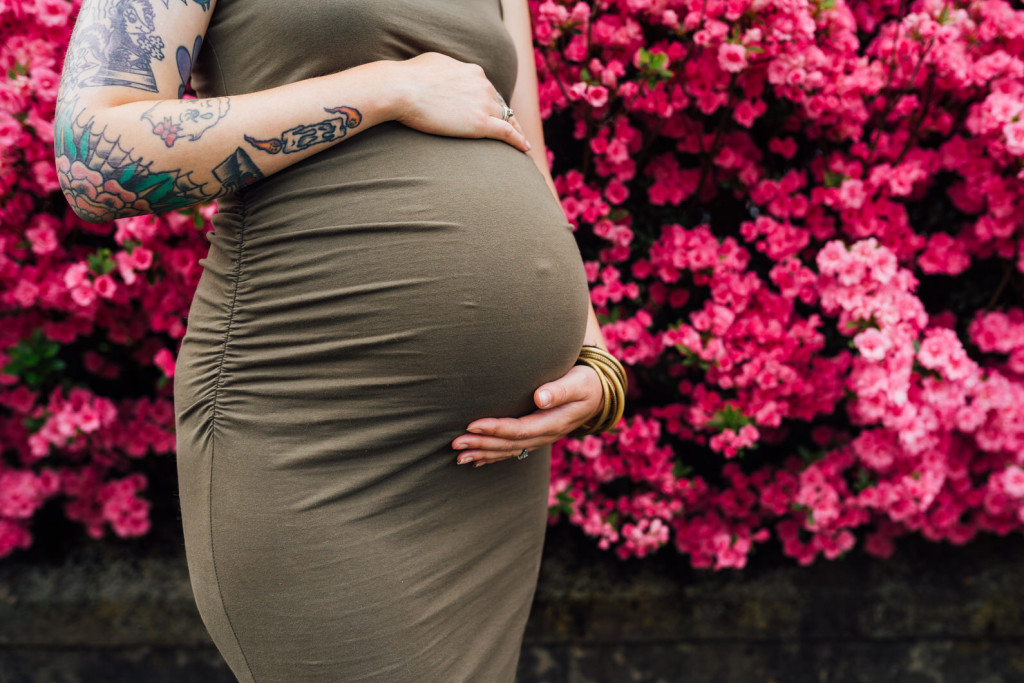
56, 0, 626, 680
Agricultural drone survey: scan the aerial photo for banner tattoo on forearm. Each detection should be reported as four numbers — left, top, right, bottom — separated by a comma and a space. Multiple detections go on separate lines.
244, 106, 362, 155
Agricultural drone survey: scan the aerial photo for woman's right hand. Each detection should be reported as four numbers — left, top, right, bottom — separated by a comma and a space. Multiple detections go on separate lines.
388, 53, 531, 153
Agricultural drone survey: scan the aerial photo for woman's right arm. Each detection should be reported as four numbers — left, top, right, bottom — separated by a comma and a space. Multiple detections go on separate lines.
56, 0, 529, 222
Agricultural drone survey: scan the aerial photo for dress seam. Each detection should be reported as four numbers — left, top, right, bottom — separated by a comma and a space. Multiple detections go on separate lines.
208, 187, 257, 682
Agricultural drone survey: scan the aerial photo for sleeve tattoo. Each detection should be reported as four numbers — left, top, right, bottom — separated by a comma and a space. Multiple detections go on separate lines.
55, 108, 263, 221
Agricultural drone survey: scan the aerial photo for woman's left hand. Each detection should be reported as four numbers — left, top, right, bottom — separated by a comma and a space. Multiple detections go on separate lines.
451, 364, 604, 467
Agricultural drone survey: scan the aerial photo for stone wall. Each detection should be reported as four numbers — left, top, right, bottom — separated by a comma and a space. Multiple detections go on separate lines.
1, 524, 1023, 682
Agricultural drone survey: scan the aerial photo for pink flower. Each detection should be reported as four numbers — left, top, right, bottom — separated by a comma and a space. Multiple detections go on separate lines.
918, 234, 970, 275
93, 274, 117, 299
1003, 120, 1024, 156
837, 179, 866, 210
586, 86, 610, 108
25, 221, 58, 255
154, 348, 176, 377
33, 0, 73, 26
717, 43, 748, 73
854, 328, 890, 361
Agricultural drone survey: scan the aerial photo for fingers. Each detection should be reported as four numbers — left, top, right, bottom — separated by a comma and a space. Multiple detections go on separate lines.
394, 53, 532, 152
492, 96, 529, 147
482, 115, 530, 152
457, 446, 530, 468
536, 365, 599, 409
452, 413, 560, 467
508, 115, 528, 143
453, 402, 601, 468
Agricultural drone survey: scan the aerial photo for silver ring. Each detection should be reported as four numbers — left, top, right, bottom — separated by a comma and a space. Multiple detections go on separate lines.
516, 448, 529, 461
495, 92, 514, 122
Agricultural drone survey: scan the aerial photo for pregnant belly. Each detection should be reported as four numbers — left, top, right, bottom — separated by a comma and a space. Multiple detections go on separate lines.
176, 124, 590, 447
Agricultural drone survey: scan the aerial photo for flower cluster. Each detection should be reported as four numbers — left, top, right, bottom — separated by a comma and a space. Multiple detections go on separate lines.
0, 0, 201, 554
3, 0, 1024, 569
535, 0, 1024, 567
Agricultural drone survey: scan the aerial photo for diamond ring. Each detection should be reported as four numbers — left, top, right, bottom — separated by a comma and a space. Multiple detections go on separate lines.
495, 92, 514, 122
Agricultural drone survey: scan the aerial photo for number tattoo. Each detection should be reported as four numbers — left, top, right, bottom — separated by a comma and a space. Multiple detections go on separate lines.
244, 106, 362, 155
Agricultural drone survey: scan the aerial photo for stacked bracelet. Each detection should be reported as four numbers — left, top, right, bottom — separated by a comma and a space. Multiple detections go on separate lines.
571, 345, 627, 436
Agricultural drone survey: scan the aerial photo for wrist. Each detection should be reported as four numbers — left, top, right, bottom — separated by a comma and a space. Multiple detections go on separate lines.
581, 364, 605, 418
339, 60, 409, 123
373, 59, 413, 123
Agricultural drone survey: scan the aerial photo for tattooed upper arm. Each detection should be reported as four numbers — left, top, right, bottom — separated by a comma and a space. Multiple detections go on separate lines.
54, 0, 225, 221
59, 0, 215, 107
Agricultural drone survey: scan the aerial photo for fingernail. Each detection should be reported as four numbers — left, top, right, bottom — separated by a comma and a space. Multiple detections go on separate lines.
454, 442, 468, 449
525, 140, 532, 151
538, 390, 551, 408
458, 455, 473, 465
468, 427, 482, 434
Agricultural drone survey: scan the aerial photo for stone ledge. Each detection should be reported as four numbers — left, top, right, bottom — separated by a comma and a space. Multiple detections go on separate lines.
1, 525, 1024, 682
2, 641, 1023, 683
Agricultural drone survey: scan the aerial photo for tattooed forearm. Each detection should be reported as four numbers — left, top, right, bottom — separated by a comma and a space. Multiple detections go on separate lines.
55, 102, 261, 222
212, 148, 263, 191
245, 106, 362, 154
142, 97, 229, 146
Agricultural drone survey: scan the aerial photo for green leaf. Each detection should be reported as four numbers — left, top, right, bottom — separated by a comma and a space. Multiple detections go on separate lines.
637, 47, 674, 87
673, 461, 694, 479
706, 404, 751, 432
22, 416, 47, 433
852, 468, 876, 493
676, 345, 711, 371
798, 445, 827, 465
823, 171, 845, 188
3, 330, 66, 390
87, 248, 116, 275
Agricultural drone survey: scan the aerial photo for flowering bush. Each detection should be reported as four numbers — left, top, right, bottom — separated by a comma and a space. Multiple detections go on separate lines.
2, 0, 1024, 568
0, 0, 203, 556
536, 0, 1024, 567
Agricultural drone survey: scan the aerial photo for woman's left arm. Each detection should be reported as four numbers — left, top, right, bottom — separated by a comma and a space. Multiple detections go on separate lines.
451, 0, 609, 467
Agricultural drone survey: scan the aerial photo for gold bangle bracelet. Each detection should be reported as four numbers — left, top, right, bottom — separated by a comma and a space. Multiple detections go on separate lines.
575, 369, 611, 436
571, 346, 627, 436
579, 346, 627, 388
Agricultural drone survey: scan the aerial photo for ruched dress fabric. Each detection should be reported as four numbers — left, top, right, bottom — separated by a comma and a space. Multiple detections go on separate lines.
174, 1, 590, 681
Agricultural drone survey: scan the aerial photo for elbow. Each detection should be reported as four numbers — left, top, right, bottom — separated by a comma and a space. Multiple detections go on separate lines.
55, 155, 152, 223
54, 102, 154, 223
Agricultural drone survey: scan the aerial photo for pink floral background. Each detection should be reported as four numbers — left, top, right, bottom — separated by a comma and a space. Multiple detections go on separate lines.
2, 0, 1023, 569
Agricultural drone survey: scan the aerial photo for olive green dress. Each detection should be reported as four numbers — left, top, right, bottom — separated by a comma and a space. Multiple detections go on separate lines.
173, 1, 590, 680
